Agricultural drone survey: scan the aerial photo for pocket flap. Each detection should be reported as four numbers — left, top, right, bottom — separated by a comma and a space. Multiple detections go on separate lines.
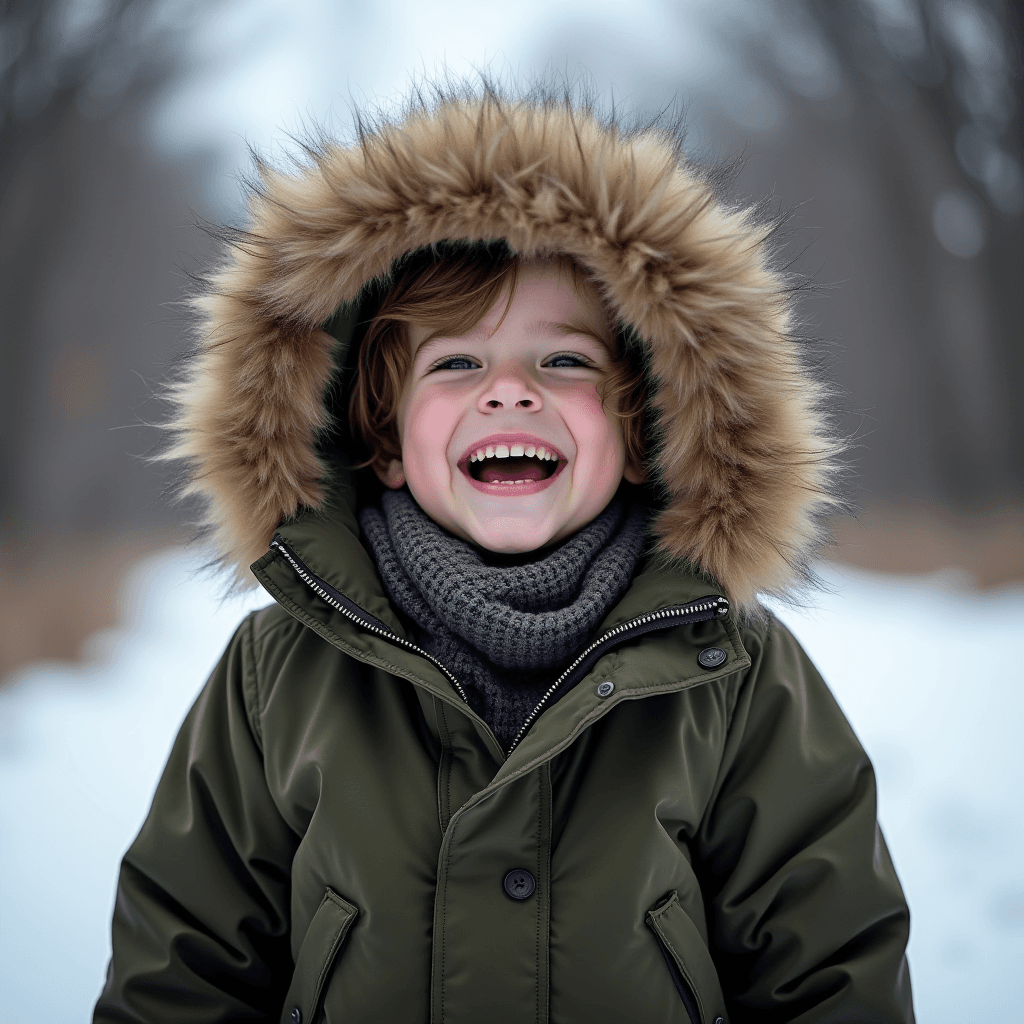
281, 887, 359, 1024
647, 891, 728, 1024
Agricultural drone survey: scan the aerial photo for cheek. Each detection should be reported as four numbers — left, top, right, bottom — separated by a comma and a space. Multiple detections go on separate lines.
561, 384, 625, 462
401, 392, 459, 478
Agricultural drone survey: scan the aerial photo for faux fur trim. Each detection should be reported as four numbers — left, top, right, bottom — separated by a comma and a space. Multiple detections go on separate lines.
166, 86, 841, 609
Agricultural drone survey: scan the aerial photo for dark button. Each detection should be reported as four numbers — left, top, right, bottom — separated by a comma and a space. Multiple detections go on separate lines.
714, 1018, 725, 1024
697, 646, 727, 669
596, 680, 614, 697
503, 868, 536, 900
290, 1008, 302, 1024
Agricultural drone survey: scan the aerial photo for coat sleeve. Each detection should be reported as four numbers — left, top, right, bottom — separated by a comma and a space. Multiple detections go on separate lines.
695, 617, 915, 1023
94, 612, 297, 1023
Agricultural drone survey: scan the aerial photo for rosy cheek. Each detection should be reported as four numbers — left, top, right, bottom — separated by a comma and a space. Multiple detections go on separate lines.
560, 384, 623, 452
411, 397, 457, 448
401, 393, 459, 486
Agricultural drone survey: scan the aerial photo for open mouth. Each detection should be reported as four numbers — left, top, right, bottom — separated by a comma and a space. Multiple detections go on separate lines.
464, 442, 564, 486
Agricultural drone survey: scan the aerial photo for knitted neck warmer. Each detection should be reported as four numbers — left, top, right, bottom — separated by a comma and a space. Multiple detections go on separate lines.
360, 489, 647, 752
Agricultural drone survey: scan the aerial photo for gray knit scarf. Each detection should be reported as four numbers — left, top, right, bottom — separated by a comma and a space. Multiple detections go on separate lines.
360, 489, 647, 752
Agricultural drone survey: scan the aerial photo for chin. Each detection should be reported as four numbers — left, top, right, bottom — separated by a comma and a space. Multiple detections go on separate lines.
466, 519, 557, 554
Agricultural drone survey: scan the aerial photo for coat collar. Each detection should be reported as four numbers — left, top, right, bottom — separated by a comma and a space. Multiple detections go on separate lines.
252, 474, 750, 776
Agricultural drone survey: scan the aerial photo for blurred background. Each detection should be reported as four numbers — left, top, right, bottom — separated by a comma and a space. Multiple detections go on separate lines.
0, 0, 1021, 1020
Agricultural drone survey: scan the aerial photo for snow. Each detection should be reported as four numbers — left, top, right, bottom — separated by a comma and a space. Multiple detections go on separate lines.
1, 550, 1022, 1021
765, 571, 1024, 1020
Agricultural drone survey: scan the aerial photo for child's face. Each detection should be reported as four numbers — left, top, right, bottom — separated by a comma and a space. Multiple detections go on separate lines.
375, 261, 642, 553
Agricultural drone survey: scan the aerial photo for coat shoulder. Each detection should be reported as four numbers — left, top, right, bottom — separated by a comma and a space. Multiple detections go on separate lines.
250, 600, 302, 645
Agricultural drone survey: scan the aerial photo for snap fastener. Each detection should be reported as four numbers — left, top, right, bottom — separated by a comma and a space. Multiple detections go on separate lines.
714, 1017, 725, 1024
503, 868, 536, 900
698, 647, 727, 669
597, 680, 614, 697
290, 1008, 302, 1024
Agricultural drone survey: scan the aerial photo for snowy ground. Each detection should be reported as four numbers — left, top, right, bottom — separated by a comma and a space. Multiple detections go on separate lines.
0, 549, 1021, 1022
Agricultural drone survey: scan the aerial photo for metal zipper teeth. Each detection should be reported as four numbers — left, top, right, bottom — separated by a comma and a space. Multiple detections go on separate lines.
271, 536, 727, 757
270, 537, 471, 704
506, 595, 729, 754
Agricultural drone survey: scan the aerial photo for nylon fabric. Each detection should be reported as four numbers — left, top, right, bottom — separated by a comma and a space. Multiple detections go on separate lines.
94, 504, 915, 1022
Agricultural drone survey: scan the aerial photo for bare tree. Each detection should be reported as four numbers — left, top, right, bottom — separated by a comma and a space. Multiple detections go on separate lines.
0, 0, 227, 676
715, 0, 1023, 510
0, 0, 214, 540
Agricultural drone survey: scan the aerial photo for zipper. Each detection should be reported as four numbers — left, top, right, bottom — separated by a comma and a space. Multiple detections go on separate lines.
270, 535, 471, 703
505, 593, 728, 753
270, 535, 728, 754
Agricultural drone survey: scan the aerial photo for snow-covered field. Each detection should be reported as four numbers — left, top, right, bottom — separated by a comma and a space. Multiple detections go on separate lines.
1, 549, 1021, 1022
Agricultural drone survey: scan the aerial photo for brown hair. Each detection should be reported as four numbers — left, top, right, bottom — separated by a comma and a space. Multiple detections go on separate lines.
349, 247, 648, 474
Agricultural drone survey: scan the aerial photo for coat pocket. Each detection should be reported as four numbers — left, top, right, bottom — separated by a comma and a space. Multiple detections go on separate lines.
280, 887, 360, 1024
646, 891, 728, 1024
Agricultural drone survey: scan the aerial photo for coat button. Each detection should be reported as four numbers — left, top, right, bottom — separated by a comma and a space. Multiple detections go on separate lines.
714, 1018, 725, 1024
698, 647, 727, 669
503, 868, 536, 900
290, 1008, 302, 1024
596, 680, 614, 697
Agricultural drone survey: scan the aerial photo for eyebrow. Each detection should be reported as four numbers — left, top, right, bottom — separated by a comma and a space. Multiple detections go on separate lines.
412, 319, 614, 360
412, 332, 451, 359
552, 320, 614, 353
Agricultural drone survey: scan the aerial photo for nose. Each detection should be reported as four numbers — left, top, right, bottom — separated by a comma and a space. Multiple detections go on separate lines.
477, 366, 542, 413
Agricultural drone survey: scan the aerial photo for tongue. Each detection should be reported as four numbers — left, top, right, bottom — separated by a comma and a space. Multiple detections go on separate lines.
479, 457, 549, 484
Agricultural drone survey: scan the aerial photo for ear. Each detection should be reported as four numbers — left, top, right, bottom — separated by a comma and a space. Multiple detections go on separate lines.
374, 458, 406, 489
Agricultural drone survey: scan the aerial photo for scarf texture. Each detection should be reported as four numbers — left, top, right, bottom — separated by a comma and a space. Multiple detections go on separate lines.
360, 489, 648, 752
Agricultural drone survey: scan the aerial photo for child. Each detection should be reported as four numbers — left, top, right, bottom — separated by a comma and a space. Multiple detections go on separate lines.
95, 89, 914, 1023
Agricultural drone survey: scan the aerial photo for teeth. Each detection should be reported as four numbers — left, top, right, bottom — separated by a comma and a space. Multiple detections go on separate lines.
468, 443, 561, 463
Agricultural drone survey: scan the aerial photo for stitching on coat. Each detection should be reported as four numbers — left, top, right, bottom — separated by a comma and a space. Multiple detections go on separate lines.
248, 608, 309, 748
314, 923, 346, 1005
535, 763, 552, 1024
445, 744, 452, 833
536, 770, 542, 1024
242, 613, 264, 750
440, 814, 461, 1024
443, 703, 452, 830
434, 697, 454, 834
651, 918, 706, 1024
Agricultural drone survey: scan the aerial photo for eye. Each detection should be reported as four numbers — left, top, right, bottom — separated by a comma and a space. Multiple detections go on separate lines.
544, 352, 596, 369
430, 355, 480, 372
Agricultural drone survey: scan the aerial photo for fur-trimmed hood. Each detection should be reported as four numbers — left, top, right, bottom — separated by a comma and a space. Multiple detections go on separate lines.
168, 86, 840, 610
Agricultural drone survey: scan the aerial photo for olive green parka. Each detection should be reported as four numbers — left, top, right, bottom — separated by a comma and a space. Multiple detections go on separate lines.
95, 87, 914, 1024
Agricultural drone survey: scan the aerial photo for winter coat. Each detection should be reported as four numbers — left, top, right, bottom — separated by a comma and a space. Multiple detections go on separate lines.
95, 89, 914, 1024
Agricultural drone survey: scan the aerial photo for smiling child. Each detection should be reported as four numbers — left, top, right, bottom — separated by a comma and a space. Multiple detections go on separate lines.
362, 256, 643, 552
95, 90, 914, 1023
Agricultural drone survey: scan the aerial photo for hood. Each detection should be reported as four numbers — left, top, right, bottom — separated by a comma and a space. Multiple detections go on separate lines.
166, 86, 840, 610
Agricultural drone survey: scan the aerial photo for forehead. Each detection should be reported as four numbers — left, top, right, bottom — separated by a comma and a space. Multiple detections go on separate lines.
409, 257, 611, 355
510, 259, 607, 324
